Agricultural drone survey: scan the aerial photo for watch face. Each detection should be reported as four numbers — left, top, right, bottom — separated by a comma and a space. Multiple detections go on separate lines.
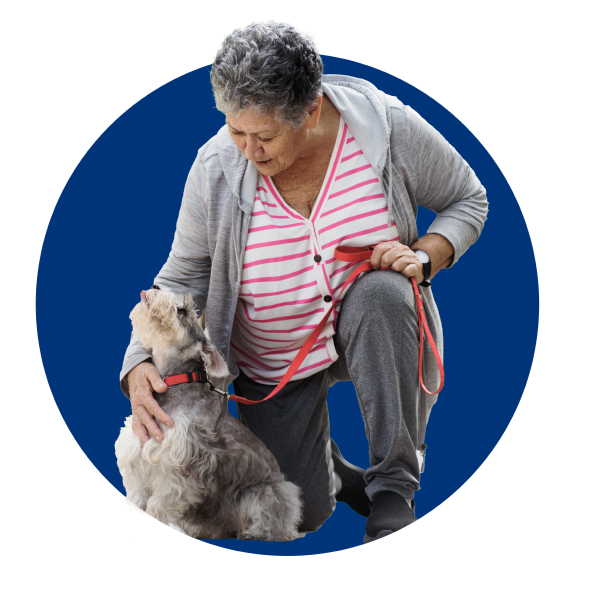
415, 250, 430, 264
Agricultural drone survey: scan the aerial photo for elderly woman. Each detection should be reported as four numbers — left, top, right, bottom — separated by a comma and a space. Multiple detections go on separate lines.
120, 23, 488, 542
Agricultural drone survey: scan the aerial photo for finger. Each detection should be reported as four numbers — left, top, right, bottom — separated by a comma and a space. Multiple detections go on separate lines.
399, 261, 423, 283
139, 368, 172, 427
136, 405, 164, 442
390, 256, 419, 275
149, 373, 168, 394
132, 381, 174, 429
145, 397, 175, 429
370, 242, 403, 269
381, 247, 412, 270
402, 263, 419, 278
132, 413, 151, 444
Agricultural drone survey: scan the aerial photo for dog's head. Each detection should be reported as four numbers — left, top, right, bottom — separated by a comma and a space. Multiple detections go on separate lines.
130, 285, 229, 378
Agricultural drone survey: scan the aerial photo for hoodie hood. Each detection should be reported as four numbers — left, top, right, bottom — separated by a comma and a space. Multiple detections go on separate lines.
321, 74, 392, 173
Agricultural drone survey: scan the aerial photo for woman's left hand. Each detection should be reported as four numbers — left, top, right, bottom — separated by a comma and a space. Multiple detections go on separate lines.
370, 241, 424, 283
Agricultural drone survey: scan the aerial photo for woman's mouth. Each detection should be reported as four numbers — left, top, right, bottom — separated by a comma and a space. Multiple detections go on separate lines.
255, 158, 273, 167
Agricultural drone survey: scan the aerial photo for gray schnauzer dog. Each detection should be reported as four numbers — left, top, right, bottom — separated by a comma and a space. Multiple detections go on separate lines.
115, 285, 303, 540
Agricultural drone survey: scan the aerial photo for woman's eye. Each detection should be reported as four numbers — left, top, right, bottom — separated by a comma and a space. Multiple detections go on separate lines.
258, 137, 273, 142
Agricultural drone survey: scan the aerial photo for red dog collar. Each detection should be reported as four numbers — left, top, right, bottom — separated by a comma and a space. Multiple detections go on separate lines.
164, 369, 207, 387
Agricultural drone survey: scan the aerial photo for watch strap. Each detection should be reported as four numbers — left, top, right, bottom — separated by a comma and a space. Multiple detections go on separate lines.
414, 249, 432, 282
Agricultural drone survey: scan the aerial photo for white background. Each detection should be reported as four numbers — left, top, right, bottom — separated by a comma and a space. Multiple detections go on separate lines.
2, 1, 598, 597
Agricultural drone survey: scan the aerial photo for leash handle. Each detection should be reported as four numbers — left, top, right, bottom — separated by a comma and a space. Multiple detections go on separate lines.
228, 245, 444, 404
411, 278, 444, 395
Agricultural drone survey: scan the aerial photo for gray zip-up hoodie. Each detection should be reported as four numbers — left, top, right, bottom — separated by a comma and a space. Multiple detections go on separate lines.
120, 74, 488, 407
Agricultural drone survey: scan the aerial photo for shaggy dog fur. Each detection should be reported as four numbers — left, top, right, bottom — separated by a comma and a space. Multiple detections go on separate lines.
115, 285, 302, 540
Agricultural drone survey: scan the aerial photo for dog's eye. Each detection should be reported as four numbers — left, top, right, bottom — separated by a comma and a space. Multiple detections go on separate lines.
177, 307, 186, 315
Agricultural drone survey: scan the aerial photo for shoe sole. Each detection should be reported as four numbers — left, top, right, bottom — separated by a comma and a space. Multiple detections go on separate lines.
363, 530, 394, 543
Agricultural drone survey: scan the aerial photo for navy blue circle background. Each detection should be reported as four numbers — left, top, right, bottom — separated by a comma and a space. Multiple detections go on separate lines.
37, 57, 538, 555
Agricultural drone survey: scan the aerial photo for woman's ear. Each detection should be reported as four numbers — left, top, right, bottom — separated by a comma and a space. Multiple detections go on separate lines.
304, 94, 323, 131
199, 340, 230, 379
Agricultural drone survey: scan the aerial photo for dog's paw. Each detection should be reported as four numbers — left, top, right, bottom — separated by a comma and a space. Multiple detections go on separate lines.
277, 531, 303, 542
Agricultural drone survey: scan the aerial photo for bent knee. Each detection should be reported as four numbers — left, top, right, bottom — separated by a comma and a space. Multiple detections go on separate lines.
299, 501, 334, 533
343, 270, 415, 318
298, 481, 335, 532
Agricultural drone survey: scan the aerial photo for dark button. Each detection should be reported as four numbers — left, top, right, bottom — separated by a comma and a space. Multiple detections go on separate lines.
324, 295, 332, 303
314, 254, 322, 263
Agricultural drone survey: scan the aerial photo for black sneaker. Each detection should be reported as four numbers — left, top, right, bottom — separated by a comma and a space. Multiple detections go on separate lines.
363, 491, 417, 543
330, 439, 370, 518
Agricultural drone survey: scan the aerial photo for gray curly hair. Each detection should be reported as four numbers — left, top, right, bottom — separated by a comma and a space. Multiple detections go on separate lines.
210, 23, 323, 130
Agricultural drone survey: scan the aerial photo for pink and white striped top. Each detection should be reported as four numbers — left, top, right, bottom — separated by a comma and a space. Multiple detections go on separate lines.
231, 118, 399, 384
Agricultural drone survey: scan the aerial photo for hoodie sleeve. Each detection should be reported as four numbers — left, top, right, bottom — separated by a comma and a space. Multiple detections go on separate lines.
401, 105, 488, 267
119, 156, 212, 397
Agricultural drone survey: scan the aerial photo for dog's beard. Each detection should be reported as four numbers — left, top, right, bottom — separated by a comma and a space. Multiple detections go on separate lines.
130, 299, 187, 355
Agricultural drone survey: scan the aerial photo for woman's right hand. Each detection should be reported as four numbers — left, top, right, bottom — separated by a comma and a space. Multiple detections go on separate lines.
127, 362, 174, 443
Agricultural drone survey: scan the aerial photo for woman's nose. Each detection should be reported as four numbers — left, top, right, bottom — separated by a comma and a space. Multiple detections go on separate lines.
244, 137, 263, 159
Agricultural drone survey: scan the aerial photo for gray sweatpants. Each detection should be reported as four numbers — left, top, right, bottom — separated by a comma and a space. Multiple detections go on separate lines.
233, 270, 435, 532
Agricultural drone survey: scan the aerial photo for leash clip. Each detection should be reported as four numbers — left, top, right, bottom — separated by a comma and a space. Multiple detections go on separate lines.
207, 379, 230, 400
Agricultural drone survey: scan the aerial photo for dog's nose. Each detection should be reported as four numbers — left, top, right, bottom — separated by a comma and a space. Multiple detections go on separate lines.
151, 284, 161, 290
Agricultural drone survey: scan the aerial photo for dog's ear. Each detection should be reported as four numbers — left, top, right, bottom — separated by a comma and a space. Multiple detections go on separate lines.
199, 340, 230, 379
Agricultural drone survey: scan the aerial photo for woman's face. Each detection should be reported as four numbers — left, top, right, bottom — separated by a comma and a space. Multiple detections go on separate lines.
226, 107, 318, 178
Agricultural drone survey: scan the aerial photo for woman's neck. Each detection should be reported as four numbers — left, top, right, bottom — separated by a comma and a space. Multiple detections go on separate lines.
271, 96, 340, 193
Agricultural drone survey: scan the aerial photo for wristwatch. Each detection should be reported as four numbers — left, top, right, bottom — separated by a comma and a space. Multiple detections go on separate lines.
413, 249, 432, 287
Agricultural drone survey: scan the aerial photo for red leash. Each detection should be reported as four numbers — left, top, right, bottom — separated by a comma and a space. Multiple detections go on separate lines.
334, 246, 444, 397
165, 246, 444, 403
